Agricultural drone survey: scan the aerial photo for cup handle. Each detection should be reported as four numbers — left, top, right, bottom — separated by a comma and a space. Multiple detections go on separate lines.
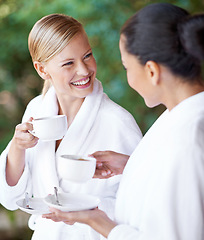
27, 121, 37, 137
28, 130, 37, 137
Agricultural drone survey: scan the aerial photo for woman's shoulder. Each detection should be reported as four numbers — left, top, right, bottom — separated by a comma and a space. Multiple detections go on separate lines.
22, 94, 43, 121
99, 94, 142, 135
100, 94, 135, 120
27, 94, 43, 107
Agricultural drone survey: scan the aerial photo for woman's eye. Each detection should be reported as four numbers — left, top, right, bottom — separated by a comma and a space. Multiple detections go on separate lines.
62, 61, 73, 67
84, 52, 92, 59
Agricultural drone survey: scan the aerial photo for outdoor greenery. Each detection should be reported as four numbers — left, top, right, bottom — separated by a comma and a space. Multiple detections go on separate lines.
0, 0, 203, 239
1, 0, 203, 153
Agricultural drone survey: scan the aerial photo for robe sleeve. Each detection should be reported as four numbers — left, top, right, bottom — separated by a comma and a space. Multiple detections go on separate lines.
108, 225, 140, 240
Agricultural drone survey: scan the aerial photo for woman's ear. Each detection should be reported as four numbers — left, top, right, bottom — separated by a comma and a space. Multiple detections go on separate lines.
145, 61, 160, 86
34, 61, 50, 80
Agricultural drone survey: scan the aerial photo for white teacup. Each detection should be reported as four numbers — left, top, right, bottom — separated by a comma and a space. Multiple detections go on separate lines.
57, 155, 96, 183
29, 115, 67, 141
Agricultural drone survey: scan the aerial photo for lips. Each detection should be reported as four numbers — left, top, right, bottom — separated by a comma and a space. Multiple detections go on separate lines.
71, 77, 91, 87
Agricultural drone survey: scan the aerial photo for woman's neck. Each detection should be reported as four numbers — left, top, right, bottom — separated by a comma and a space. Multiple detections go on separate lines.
57, 95, 85, 127
164, 80, 204, 111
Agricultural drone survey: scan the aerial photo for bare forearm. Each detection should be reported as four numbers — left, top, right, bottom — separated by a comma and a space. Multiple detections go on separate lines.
89, 213, 117, 238
5, 120, 38, 186
44, 208, 118, 238
6, 139, 25, 186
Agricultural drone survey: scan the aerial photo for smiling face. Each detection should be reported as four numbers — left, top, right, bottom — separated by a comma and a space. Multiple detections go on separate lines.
36, 31, 97, 100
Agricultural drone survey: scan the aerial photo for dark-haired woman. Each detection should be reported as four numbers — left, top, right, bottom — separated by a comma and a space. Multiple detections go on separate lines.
43, 3, 204, 239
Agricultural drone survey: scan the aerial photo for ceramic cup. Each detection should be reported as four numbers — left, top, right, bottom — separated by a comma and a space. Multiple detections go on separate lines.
57, 155, 96, 182
29, 115, 67, 141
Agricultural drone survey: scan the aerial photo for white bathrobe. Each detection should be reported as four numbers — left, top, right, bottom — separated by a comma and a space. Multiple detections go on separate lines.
108, 92, 204, 240
0, 79, 142, 240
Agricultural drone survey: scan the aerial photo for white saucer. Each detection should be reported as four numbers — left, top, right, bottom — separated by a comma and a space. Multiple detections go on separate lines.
44, 193, 100, 212
16, 197, 50, 215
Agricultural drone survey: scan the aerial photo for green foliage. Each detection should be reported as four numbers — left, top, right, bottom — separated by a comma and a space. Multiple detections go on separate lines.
1, 0, 203, 237
0, 0, 201, 153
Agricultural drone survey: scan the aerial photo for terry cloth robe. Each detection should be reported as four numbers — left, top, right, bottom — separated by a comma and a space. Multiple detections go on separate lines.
0, 79, 142, 240
108, 92, 204, 240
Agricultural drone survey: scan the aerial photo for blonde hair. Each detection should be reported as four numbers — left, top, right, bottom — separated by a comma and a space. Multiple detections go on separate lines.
28, 14, 84, 95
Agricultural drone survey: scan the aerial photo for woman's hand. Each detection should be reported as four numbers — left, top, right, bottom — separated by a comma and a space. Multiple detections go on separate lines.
6, 117, 38, 186
12, 117, 38, 150
43, 207, 117, 238
90, 151, 130, 178
43, 208, 93, 225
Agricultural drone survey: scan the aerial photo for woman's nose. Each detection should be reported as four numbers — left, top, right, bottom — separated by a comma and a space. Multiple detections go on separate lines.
76, 62, 89, 76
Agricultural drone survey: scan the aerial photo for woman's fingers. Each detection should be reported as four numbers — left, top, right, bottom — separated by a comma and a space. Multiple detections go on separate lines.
94, 163, 113, 178
43, 207, 97, 225
43, 209, 77, 224
13, 118, 38, 149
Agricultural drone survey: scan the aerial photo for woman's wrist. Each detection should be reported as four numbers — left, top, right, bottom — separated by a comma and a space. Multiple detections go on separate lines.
88, 209, 117, 238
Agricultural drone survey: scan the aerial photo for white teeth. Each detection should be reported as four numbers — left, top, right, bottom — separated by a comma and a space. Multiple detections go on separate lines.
72, 78, 90, 86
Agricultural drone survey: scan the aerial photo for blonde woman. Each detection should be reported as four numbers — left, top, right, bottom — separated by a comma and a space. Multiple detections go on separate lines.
0, 14, 142, 240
